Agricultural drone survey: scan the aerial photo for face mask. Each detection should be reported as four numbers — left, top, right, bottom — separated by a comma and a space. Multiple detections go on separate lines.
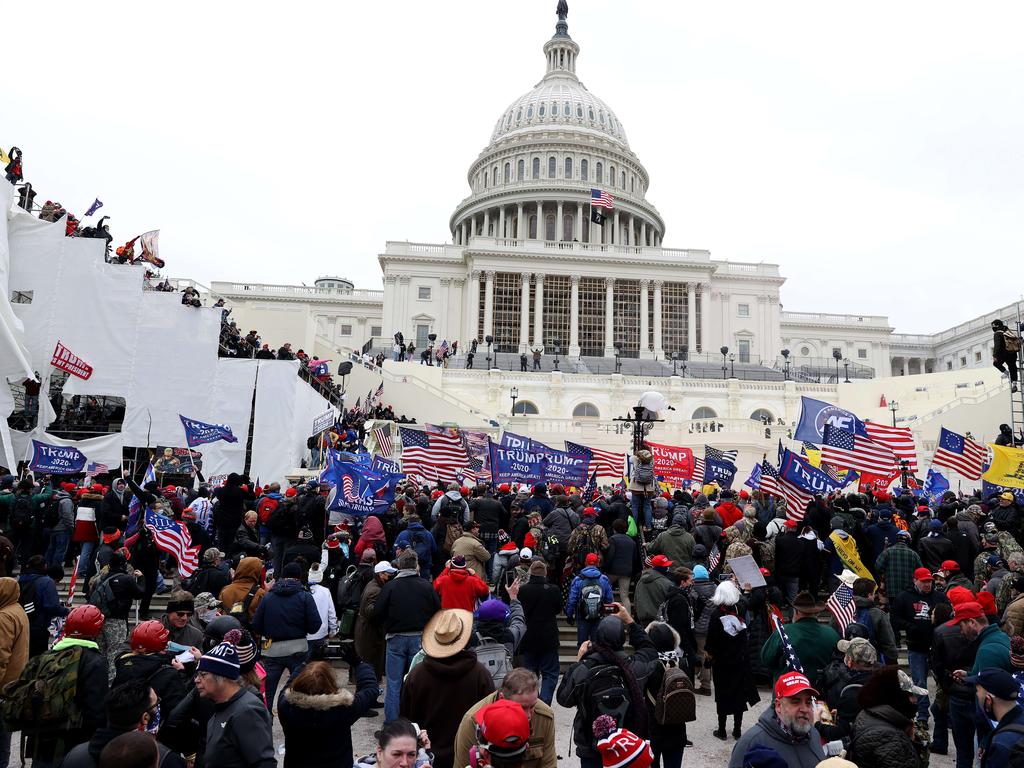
199, 608, 219, 624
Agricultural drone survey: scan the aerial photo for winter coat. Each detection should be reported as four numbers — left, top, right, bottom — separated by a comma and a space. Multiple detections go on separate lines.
760, 616, 839, 687
604, 533, 637, 577
212, 475, 249, 532
972, 623, 1011, 673
161, 614, 204, 649
371, 570, 441, 635
450, 531, 490, 580
772, 530, 803, 578
96, 570, 146, 621
17, 572, 68, 641
204, 687, 276, 768
72, 492, 102, 543
1004, 593, 1024, 637
61, 726, 187, 768
848, 705, 922, 768
400, 650, 495, 768
648, 526, 697, 568
251, 578, 321, 642
865, 519, 900, 557
918, 533, 955, 573
354, 578, 385, 670
278, 661, 378, 768
354, 515, 386, 561
541, 507, 574, 546
931, 622, 977, 700
453, 691, 557, 768
0, 579, 27, 688
892, 586, 948, 653
112, 651, 189, 714
470, 496, 503, 534
433, 567, 489, 611
716, 501, 743, 528
706, 606, 761, 716
832, 594, 899, 664
985, 704, 1024, 768
99, 487, 131, 532
728, 707, 825, 768
693, 520, 723, 552
218, 557, 266, 621
183, 563, 231, 599
394, 522, 437, 576
662, 585, 699, 664
690, 576, 717, 635
52, 491, 76, 532
231, 522, 263, 559
565, 566, 613, 621
633, 569, 674, 625
517, 574, 562, 655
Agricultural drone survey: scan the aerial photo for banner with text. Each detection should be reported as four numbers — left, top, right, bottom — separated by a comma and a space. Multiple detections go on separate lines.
646, 441, 694, 484
179, 415, 239, 447
488, 440, 547, 486
30, 440, 87, 475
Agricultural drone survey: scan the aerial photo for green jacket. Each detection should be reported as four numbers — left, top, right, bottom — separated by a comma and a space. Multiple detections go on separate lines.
0, 491, 12, 527
761, 616, 840, 687
648, 527, 696, 568
633, 569, 674, 625
971, 624, 1012, 673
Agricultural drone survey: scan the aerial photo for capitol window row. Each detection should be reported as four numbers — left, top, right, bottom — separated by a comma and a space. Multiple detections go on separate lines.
479, 154, 639, 194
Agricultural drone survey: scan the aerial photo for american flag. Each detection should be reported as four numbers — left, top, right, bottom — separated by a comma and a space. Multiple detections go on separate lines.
864, 422, 918, 473
565, 441, 625, 478
456, 456, 486, 485
369, 382, 384, 407
932, 427, 988, 480
692, 456, 705, 482
821, 424, 897, 476
759, 460, 812, 521
590, 188, 614, 210
820, 463, 843, 483
826, 582, 856, 633
435, 340, 449, 360
399, 427, 469, 483
706, 446, 738, 466
126, 462, 156, 536
768, 613, 806, 674
582, 469, 598, 502
461, 429, 490, 459
144, 508, 200, 577
708, 542, 721, 572
801, 441, 819, 455
373, 423, 393, 457
85, 462, 109, 477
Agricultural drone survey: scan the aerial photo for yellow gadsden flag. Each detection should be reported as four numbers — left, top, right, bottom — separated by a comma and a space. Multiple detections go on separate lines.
983, 444, 1024, 490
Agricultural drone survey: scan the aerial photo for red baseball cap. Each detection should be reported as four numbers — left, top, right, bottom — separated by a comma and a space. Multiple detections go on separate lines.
774, 671, 818, 699
947, 601, 984, 626
976, 591, 998, 616
945, 586, 974, 606
583, 507, 597, 517
913, 567, 934, 581
940, 560, 960, 572
585, 553, 600, 567
650, 555, 674, 568
474, 699, 530, 758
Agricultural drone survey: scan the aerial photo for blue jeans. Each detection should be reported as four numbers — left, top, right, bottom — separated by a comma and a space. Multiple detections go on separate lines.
631, 494, 653, 529
45, 530, 71, 569
908, 651, 930, 722
77, 541, 96, 577
576, 618, 599, 648
931, 696, 949, 752
520, 650, 560, 705
652, 746, 683, 768
263, 650, 309, 712
385, 634, 422, 722
948, 695, 977, 768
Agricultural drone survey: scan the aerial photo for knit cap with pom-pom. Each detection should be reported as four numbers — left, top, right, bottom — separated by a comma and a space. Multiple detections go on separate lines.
592, 715, 617, 741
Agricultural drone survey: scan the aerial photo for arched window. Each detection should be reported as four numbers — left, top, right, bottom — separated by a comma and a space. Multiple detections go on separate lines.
596, 162, 603, 183
548, 156, 556, 178
528, 215, 538, 239
621, 170, 626, 187
588, 107, 595, 120
750, 409, 775, 422
503, 162, 510, 183
539, 104, 546, 117
573, 402, 600, 419
552, 102, 558, 116
545, 214, 556, 241
532, 158, 540, 179
580, 159, 588, 181
610, 165, 616, 186
527, 105, 534, 119
692, 406, 717, 419
576, 104, 583, 118
513, 400, 539, 415
517, 159, 524, 181
564, 157, 573, 178
493, 166, 498, 184
563, 214, 573, 241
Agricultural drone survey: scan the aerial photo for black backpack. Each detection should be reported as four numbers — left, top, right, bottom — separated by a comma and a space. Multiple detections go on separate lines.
581, 662, 632, 740
9, 495, 32, 532
999, 724, 1024, 767
335, 566, 365, 610
40, 495, 61, 529
18, 578, 38, 618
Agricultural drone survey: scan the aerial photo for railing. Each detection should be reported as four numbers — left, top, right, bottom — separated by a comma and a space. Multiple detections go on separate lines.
381, 242, 466, 259
781, 311, 891, 328
462, 236, 712, 262
210, 281, 384, 300
500, 416, 788, 440
904, 380, 1009, 426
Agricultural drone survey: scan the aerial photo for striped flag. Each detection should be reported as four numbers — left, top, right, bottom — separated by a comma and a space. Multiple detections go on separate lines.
692, 456, 705, 482
821, 424, 898, 476
372, 423, 393, 457
759, 460, 811, 521
863, 422, 918, 473
582, 469, 598, 502
456, 456, 486, 485
126, 463, 156, 536
706, 447, 738, 466
435, 340, 449, 360
708, 542, 721, 572
931, 427, 988, 480
144, 509, 200, 577
399, 427, 469, 483
565, 441, 625, 478
826, 582, 856, 633
590, 188, 614, 209
85, 462, 108, 477
769, 612, 806, 674
368, 382, 384, 407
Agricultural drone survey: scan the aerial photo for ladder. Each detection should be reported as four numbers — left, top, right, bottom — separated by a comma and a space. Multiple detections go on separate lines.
1011, 304, 1024, 445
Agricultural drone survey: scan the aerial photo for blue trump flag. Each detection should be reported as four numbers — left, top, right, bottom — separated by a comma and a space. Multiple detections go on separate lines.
488, 439, 547, 486
179, 415, 238, 447
924, 468, 950, 501
29, 440, 87, 475
743, 462, 762, 489
982, 480, 1024, 505
320, 454, 401, 517
537, 447, 591, 486
779, 448, 848, 497
500, 431, 551, 451
794, 396, 867, 444
371, 455, 401, 475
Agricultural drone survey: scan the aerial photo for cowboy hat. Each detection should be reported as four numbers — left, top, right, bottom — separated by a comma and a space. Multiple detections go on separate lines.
421, 609, 474, 659
791, 591, 827, 614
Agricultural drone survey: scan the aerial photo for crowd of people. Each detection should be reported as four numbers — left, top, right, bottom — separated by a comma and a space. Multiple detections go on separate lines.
0, 412, 1022, 768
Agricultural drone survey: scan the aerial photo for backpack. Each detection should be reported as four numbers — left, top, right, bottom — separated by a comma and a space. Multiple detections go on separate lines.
580, 663, 632, 736
998, 724, 1024, 767
40, 495, 61, 529
335, 565, 364, 610
88, 573, 117, 616
540, 535, 561, 563
371, 540, 390, 565
473, 633, 513, 688
580, 577, 603, 621
2, 645, 84, 733
634, 460, 655, 486
649, 658, 696, 724
570, 525, 602, 570
257, 496, 280, 526
18, 578, 38, 618
228, 583, 260, 631
443, 522, 464, 554
9, 495, 31, 532
1003, 329, 1022, 354
406, 528, 431, 565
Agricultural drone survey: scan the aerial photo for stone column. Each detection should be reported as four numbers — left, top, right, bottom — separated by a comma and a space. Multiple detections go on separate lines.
575, 202, 583, 241
640, 220, 647, 247
569, 275, 580, 356
438, 278, 452, 339
519, 273, 531, 352
483, 209, 490, 238
653, 280, 664, 358
483, 270, 495, 339
604, 277, 615, 356
556, 201, 564, 242
517, 203, 524, 241
498, 206, 506, 240
536, 201, 544, 240
533, 273, 545, 348
687, 282, 697, 354
613, 211, 620, 245
698, 282, 708, 354
468, 271, 481, 342
639, 279, 650, 358
901, 359, 908, 377
627, 215, 634, 246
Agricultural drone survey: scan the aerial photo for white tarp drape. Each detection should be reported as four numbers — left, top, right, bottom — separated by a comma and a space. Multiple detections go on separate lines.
0, 181, 34, 382
195, 359, 258, 479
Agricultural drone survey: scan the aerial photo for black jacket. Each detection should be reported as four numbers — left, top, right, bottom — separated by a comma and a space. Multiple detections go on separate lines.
112, 651, 190, 715
251, 579, 321, 641
62, 726, 187, 768
99, 489, 131, 531
470, 496, 503, 534
773, 531, 803, 579
371, 570, 440, 634
517, 575, 562, 654
183, 563, 230, 598
205, 688, 276, 768
931, 622, 978, 700
662, 585, 698, 669
892, 587, 949, 653
231, 523, 263, 559
917, 533, 954, 573
100, 570, 147, 621
213, 477, 248, 531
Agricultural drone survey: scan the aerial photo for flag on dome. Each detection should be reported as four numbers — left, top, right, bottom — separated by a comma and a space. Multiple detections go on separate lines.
590, 188, 614, 210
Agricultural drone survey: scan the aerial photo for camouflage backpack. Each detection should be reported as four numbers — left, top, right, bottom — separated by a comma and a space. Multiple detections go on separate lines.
2, 645, 84, 733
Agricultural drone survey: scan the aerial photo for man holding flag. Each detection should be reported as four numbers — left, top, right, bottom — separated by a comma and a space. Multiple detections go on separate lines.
760, 591, 839, 687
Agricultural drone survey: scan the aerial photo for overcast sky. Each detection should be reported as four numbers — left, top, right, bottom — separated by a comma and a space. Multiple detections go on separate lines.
8, 1, 1023, 333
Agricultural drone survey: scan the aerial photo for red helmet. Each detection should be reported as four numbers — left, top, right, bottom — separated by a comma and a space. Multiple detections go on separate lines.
65, 605, 105, 639
130, 620, 170, 653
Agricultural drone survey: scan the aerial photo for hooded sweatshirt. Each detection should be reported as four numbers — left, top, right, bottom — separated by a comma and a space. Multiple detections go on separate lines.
729, 707, 826, 768
0, 578, 29, 686
433, 567, 489, 611
218, 557, 265, 620
354, 515, 386, 560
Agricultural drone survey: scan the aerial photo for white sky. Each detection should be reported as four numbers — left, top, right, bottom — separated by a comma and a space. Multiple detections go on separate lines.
8, 1, 1023, 333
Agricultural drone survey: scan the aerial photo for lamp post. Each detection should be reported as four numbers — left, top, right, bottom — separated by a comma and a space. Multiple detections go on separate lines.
832, 348, 842, 382
720, 346, 729, 379
781, 348, 790, 380
614, 346, 622, 374
671, 352, 678, 376
613, 404, 664, 454
728, 353, 735, 378
898, 458, 910, 489
889, 399, 899, 427
679, 345, 688, 378
510, 386, 519, 416
842, 357, 850, 383
485, 334, 494, 369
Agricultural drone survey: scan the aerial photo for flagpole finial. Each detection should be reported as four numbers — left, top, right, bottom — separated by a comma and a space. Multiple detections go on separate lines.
555, 0, 569, 37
